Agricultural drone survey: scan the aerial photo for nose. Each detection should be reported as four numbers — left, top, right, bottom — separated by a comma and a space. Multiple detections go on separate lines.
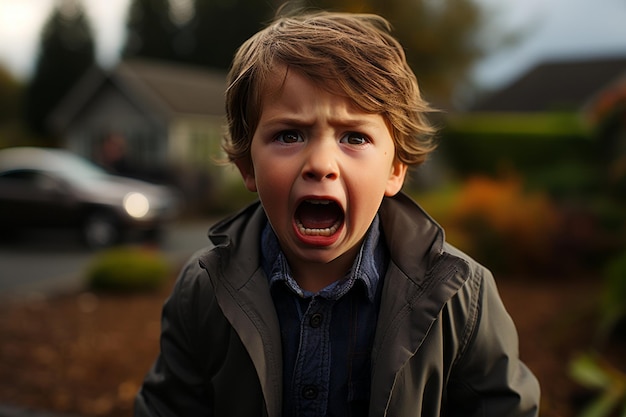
301, 138, 339, 181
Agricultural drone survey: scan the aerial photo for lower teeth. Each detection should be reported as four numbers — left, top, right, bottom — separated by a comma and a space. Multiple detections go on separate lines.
296, 219, 339, 237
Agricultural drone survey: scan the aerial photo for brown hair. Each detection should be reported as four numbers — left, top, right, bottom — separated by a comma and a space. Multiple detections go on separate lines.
224, 10, 437, 166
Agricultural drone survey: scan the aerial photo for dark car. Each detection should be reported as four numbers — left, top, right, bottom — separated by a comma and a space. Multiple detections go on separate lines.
0, 147, 180, 248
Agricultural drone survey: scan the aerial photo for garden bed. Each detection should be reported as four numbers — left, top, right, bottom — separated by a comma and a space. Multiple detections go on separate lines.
0, 272, 616, 417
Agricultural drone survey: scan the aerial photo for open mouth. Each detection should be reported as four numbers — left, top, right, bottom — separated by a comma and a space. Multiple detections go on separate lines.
295, 199, 344, 237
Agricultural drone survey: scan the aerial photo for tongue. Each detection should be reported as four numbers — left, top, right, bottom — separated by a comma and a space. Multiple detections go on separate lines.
297, 202, 342, 230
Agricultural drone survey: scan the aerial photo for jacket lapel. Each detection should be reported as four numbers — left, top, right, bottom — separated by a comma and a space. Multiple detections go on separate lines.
202, 203, 284, 417
369, 194, 470, 415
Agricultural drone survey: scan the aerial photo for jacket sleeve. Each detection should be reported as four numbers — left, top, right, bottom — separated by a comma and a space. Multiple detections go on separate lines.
446, 265, 541, 417
134, 258, 213, 417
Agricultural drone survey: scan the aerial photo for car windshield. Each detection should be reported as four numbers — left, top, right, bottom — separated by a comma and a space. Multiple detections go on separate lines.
50, 154, 109, 184
59, 156, 105, 176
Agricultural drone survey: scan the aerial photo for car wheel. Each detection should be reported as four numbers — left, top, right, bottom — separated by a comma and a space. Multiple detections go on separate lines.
0, 227, 19, 245
83, 212, 119, 249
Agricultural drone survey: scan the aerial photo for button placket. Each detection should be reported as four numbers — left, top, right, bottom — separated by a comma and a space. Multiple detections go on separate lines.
292, 298, 332, 416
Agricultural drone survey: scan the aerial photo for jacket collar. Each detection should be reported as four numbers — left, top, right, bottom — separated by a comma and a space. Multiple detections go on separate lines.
378, 192, 445, 280
205, 192, 446, 289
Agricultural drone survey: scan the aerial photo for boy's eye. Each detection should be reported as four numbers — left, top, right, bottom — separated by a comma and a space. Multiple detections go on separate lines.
340, 132, 369, 145
275, 130, 303, 144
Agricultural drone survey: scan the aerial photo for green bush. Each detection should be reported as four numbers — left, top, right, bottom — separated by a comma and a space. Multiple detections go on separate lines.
569, 353, 626, 417
86, 246, 171, 292
599, 250, 626, 339
567, 252, 626, 417
440, 112, 593, 178
526, 160, 601, 201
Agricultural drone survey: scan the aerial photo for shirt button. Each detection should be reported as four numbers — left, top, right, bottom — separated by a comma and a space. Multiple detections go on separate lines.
309, 313, 323, 328
302, 385, 318, 400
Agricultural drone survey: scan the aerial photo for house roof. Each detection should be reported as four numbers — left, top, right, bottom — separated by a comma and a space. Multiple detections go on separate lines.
114, 59, 227, 117
49, 59, 227, 132
470, 55, 626, 113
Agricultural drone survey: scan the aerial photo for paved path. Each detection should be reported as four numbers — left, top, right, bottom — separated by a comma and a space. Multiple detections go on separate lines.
0, 219, 216, 299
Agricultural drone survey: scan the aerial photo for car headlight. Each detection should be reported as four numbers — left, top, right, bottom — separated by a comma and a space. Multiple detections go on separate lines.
123, 192, 150, 218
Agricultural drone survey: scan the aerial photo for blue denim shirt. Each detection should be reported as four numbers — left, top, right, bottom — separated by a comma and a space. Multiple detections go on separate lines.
261, 216, 387, 417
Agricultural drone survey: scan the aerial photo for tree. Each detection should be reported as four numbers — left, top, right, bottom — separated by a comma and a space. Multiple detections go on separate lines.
123, 0, 178, 61
302, 0, 491, 108
0, 65, 25, 148
119, 0, 500, 107
0, 65, 21, 124
182, 0, 276, 70
122, 0, 278, 70
23, 0, 95, 140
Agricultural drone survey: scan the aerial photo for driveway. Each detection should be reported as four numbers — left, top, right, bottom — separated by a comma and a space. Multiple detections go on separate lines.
0, 218, 217, 299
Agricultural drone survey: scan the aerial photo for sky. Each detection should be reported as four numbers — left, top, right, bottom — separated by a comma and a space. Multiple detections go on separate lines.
1, 0, 626, 90
0, 0, 129, 78
473, 0, 626, 88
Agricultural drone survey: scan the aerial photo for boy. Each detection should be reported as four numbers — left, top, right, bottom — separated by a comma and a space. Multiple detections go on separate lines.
135, 11, 540, 417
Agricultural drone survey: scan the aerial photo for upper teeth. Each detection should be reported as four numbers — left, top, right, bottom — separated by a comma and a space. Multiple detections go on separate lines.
306, 199, 331, 204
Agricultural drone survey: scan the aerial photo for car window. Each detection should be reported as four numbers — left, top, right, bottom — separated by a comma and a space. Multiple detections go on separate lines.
0, 150, 109, 187
0, 170, 62, 191
0, 170, 39, 181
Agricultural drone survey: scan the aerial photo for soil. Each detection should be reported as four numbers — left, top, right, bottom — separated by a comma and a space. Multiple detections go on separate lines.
0, 270, 620, 417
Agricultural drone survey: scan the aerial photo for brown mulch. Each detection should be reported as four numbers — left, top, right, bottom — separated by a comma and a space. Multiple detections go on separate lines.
0, 271, 616, 417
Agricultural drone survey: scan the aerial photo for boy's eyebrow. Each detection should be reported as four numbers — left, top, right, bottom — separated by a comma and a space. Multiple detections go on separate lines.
261, 115, 381, 130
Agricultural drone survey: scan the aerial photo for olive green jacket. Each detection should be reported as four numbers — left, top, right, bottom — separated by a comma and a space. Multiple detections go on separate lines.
135, 193, 540, 416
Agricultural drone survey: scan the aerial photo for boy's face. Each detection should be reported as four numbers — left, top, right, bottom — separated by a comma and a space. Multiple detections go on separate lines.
237, 68, 407, 281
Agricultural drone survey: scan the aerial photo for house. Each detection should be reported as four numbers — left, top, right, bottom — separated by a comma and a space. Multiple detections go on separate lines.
472, 56, 626, 113
443, 55, 626, 179
48, 59, 232, 206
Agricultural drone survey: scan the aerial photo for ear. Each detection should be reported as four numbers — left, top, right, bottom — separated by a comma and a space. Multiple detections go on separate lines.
384, 159, 408, 197
235, 157, 258, 192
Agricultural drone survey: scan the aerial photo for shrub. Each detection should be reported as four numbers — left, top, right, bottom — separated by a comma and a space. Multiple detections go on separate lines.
567, 252, 626, 417
414, 174, 622, 275
569, 352, 626, 417
598, 250, 626, 340
86, 246, 171, 292
526, 159, 601, 201
441, 112, 593, 178
448, 175, 561, 274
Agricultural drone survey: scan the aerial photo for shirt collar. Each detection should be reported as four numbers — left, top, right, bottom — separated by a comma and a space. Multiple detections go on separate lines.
261, 215, 385, 302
